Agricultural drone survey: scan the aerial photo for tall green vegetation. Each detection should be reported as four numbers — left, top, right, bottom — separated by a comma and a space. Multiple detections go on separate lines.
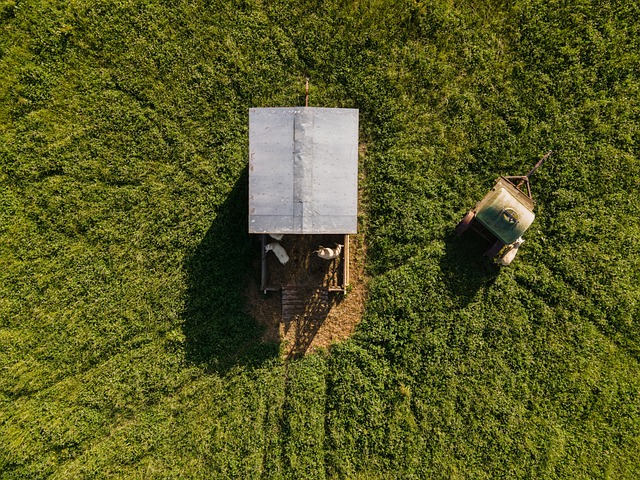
1, 0, 638, 478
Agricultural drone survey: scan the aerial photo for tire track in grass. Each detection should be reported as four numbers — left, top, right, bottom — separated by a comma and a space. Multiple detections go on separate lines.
1, 337, 195, 472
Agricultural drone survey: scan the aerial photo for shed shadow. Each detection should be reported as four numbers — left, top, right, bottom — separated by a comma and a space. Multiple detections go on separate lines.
182, 169, 278, 373
439, 231, 500, 307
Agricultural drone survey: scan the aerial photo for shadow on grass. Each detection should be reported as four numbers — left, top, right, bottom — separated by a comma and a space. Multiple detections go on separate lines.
439, 231, 500, 307
183, 169, 278, 373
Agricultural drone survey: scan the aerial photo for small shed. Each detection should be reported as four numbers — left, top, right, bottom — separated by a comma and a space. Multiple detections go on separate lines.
248, 107, 359, 294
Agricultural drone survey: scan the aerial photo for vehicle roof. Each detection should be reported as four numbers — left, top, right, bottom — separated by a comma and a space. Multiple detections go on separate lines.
475, 180, 535, 244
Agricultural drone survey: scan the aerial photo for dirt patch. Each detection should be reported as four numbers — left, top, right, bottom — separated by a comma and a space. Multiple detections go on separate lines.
245, 280, 281, 344
246, 232, 367, 358
283, 232, 367, 357
263, 234, 346, 290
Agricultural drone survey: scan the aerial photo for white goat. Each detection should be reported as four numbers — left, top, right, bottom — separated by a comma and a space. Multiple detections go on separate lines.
314, 244, 343, 261
265, 242, 289, 264
269, 233, 284, 241
495, 237, 525, 266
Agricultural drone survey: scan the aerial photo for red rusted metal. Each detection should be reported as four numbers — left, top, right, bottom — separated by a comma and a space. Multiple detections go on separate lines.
455, 211, 475, 235
526, 150, 553, 178
516, 150, 552, 189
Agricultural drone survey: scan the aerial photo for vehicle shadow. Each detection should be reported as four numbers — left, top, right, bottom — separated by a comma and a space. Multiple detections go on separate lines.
439, 231, 500, 308
182, 169, 278, 373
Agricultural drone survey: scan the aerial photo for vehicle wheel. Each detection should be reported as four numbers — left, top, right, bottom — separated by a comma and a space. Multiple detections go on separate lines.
455, 211, 475, 236
484, 240, 505, 258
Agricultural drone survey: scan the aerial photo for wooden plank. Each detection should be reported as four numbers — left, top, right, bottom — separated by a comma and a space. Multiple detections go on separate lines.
343, 234, 350, 293
281, 286, 329, 322
260, 234, 267, 292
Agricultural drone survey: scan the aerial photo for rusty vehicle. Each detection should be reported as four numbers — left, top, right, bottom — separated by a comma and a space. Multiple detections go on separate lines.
455, 151, 552, 260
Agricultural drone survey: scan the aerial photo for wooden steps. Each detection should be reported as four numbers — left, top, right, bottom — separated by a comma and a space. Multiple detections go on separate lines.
281, 286, 329, 322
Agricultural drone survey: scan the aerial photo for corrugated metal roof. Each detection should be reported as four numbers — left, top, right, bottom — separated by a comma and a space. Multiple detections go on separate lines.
249, 107, 359, 234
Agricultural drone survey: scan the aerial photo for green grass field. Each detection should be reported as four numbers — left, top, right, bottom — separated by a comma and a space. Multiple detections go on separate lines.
1, 0, 639, 477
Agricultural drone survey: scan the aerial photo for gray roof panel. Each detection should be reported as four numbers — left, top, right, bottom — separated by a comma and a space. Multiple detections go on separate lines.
249, 107, 359, 234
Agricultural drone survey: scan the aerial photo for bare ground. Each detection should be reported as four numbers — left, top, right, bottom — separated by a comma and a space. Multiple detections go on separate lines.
245, 232, 367, 359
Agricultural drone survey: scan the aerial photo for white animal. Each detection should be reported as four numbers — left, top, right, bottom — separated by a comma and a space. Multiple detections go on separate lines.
314, 244, 343, 260
495, 237, 525, 266
265, 242, 289, 264
269, 233, 284, 241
